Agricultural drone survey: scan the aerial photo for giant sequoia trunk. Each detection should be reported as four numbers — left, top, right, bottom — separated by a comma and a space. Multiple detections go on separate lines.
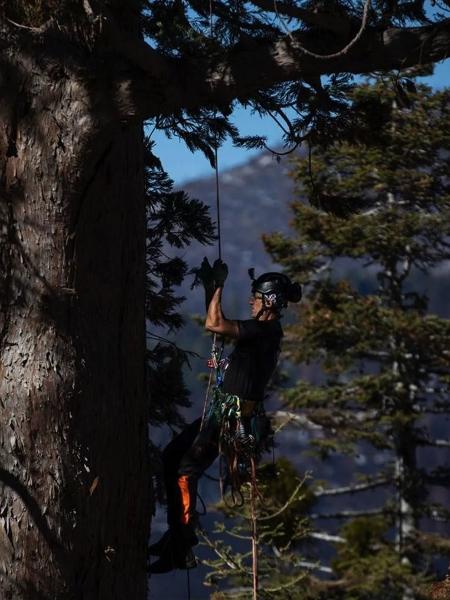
0, 8, 150, 599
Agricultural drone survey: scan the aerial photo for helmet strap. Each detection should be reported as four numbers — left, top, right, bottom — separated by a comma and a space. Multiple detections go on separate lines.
254, 296, 279, 320
254, 307, 267, 320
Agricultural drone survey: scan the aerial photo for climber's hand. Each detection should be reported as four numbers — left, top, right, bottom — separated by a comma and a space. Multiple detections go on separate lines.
213, 259, 228, 288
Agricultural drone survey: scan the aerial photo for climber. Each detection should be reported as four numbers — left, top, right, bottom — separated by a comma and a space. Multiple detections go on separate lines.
149, 258, 302, 574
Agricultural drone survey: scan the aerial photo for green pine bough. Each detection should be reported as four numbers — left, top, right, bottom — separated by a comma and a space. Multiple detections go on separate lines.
207, 81, 450, 599
264, 81, 450, 599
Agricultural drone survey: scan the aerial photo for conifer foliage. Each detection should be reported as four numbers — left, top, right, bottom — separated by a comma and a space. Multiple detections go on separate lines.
263, 82, 450, 598
202, 459, 312, 600
2, 2, 450, 597
144, 139, 215, 431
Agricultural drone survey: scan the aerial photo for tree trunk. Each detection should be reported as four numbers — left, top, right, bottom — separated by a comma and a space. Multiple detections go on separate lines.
0, 27, 150, 599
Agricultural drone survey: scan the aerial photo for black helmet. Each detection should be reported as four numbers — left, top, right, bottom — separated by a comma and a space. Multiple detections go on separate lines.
249, 270, 302, 309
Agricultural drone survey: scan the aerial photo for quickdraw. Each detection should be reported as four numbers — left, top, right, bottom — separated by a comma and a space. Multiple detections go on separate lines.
206, 387, 269, 507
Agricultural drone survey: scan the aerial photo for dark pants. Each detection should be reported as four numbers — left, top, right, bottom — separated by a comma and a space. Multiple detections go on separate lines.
162, 417, 220, 528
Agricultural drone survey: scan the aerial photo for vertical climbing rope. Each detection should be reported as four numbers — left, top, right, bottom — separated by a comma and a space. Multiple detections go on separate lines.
203, 5, 259, 598
186, 565, 191, 600
201, 144, 222, 430
210, 0, 222, 261
250, 457, 258, 600
214, 145, 222, 261
200, 0, 222, 432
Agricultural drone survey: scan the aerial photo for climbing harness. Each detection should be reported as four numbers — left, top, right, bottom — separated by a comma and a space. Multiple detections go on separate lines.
207, 388, 270, 505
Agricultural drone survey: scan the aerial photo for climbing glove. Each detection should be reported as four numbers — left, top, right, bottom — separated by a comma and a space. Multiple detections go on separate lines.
191, 257, 228, 289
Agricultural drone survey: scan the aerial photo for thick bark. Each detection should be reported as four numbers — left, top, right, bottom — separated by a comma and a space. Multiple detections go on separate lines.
0, 3, 448, 598
0, 30, 149, 600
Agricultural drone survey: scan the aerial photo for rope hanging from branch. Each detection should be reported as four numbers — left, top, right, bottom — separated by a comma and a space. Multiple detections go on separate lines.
274, 0, 372, 59
200, 4, 260, 599
201, 0, 223, 432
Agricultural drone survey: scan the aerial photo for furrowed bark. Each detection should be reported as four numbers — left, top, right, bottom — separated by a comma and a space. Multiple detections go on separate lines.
0, 20, 149, 600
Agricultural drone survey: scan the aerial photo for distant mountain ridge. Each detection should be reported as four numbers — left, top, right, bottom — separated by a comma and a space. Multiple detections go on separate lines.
179, 146, 450, 318
180, 149, 299, 314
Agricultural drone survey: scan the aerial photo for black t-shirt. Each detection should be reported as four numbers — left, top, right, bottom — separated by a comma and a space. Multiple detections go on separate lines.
222, 319, 283, 402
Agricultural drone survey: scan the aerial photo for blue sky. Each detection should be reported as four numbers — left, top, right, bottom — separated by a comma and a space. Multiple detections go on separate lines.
150, 60, 450, 185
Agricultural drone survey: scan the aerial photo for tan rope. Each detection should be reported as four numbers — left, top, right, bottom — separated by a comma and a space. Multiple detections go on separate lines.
250, 457, 258, 600
214, 145, 222, 260
274, 0, 372, 60
201, 0, 222, 432
205, 5, 258, 596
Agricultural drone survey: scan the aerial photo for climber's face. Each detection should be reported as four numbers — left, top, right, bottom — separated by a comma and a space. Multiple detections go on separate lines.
250, 291, 276, 319
249, 292, 264, 318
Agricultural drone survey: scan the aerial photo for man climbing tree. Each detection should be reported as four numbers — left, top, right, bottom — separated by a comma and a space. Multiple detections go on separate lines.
149, 259, 302, 573
1, 1, 450, 597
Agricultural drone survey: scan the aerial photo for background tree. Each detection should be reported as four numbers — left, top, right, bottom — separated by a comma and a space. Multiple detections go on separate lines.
200, 459, 313, 600
1, 1, 450, 598
264, 81, 450, 598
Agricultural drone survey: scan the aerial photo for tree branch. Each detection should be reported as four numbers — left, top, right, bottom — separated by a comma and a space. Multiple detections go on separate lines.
294, 560, 333, 574
423, 467, 450, 487
258, 479, 305, 521
313, 477, 392, 497
113, 16, 450, 119
415, 530, 450, 554
413, 405, 450, 414
269, 410, 323, 431
82, 0, 95, 19
416, 438, 450, 448
307, 531, 345, 544
248, 0, 353, 35
271, 0, 372, 60
265, 568, 309, 592
6, 17, 52, 33
104, 14, 175, 81
199, 528, 250, 573
258, 477, 308, 522
310, 508, 386, 519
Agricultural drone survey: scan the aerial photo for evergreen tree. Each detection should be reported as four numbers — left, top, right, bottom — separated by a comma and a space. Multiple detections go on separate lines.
263, 82, 450, 598
145, 139, 215, 431
144, 140, 216, 506
1, 1, 450, 597
200, 458, 313, 600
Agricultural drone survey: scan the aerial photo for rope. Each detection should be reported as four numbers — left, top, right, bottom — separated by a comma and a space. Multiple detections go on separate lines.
209, 0, 222, 260
186, 565, 191, 600
206, 4, 258, 596
250, 457, 258, 600
274, 0, 372, 60
200, 0, 222, 432
214, 146, 222, 260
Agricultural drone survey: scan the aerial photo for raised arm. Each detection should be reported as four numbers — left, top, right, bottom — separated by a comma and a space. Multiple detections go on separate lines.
205, 287, 239, 338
